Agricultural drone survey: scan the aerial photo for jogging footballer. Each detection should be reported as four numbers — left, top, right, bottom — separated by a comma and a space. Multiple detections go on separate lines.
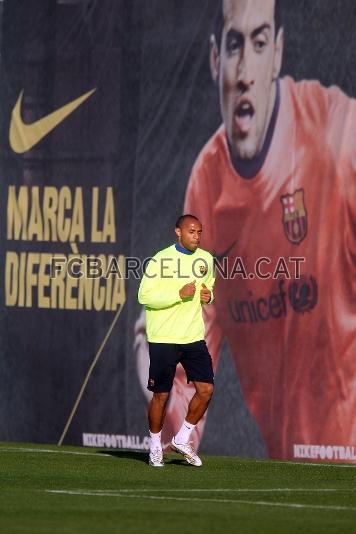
138, 215, 215, 467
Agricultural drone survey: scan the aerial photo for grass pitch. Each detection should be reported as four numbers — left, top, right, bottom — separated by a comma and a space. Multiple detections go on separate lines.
0, 442, 355, 533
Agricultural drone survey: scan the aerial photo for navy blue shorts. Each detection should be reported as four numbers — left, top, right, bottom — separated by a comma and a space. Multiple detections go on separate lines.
147, 340, 214, 393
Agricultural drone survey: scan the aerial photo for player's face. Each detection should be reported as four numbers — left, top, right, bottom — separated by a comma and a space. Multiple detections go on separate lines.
212, 0, 283, 160
175, 219, 202, 252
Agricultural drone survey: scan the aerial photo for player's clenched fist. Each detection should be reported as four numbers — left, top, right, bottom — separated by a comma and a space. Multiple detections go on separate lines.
200, 283, 211, 304
179, 280, 196, 299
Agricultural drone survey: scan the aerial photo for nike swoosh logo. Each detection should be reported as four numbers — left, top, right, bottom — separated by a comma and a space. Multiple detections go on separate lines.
9, 87, 96, 153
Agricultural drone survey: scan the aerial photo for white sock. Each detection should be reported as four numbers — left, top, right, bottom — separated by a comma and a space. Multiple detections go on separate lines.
175, 420, 196, 444
149, 430, 162, 450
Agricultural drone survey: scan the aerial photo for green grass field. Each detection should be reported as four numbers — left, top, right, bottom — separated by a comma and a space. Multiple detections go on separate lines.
0, 442, 355, 534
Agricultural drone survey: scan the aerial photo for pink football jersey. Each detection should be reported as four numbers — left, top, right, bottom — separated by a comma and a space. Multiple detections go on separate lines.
182, 76, 356, 460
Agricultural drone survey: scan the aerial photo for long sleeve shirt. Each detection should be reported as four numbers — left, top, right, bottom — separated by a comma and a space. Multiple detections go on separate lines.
138, 244, 215, 343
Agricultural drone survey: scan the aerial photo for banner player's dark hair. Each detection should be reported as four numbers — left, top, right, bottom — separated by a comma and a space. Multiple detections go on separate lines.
213, 0, 282, 51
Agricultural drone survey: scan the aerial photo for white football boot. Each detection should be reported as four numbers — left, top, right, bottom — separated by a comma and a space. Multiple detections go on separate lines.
148, 447, 164, 467
171, 437, 202, 466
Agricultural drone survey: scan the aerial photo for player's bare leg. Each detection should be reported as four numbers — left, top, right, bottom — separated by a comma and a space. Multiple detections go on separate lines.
171, 381, 214, 466
148, 392, 170, 432
186, 381, 214, 424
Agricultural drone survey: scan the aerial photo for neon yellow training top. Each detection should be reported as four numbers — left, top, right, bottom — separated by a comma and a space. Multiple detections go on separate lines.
138, 244, 215, 344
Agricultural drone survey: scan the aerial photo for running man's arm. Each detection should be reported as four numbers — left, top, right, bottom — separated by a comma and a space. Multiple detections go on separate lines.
201, 255, 215, 304
184, 162, 223, 361
138, 256, 182, 309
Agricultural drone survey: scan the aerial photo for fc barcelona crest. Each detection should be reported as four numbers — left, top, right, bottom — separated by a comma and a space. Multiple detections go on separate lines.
280, 189, 307, 244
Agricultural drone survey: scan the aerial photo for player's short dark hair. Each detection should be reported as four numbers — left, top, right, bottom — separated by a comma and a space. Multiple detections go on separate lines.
213, 0, 282, 51
175, 214, 200, 229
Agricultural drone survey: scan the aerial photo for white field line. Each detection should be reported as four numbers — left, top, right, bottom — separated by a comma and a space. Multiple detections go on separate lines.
0, 447, 111, 458
45, 489, 356, 512
48, 488, 356, 493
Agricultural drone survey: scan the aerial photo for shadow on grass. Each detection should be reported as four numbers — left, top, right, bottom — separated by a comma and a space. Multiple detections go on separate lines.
97, 450, 148, 463
97, 450, 189, 466
165, 458, 191, 467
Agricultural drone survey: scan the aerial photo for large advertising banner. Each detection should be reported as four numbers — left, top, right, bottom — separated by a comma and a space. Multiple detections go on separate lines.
0, 0, 355, 463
